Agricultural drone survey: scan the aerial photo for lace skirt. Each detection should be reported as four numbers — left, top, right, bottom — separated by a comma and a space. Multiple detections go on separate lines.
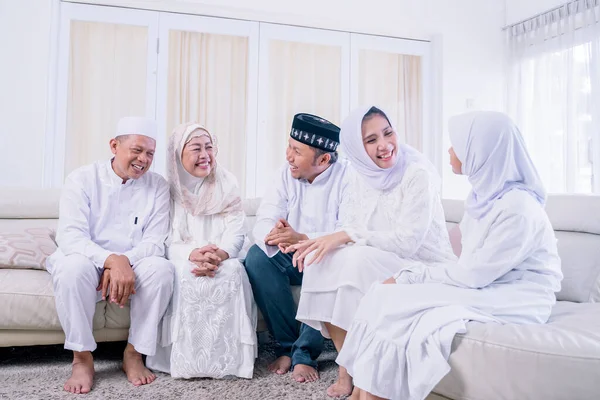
296, 245, 400, 338
147, 258, 257, 379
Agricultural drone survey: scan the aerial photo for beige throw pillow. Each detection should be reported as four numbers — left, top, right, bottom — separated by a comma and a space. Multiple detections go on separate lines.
0, 227, 57, 270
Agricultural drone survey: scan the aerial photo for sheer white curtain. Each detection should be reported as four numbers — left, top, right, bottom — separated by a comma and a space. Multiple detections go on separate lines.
358, 50, 422, 151
263, 40, 342, 178
507, 0, 600, 193
65, 21, 148, 176
166, 31, 249, 194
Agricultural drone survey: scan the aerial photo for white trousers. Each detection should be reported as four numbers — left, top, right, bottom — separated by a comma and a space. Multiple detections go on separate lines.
50, 254, 175, 354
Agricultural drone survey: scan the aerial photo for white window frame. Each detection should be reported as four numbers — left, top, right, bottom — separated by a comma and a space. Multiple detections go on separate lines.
255, 23, 351, 196
350, 33, 439, 172
46, 2, 159, 187
154, 12, 259, 196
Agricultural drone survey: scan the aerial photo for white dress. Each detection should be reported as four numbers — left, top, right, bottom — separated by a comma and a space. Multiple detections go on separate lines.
147, 202, 257, 379
296, 163, 456, 337
336, 190, 563, 400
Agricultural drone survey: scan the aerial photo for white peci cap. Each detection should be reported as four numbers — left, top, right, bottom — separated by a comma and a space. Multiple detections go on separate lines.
116, 116, 157, 140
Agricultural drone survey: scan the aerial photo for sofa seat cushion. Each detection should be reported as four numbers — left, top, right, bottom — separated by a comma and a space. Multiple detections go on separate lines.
0, 269, 105, 330
435, 301, 600, 400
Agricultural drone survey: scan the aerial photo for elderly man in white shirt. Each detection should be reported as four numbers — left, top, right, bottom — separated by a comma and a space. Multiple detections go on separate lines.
244, 113, 348, 384
46, 117, 175, 394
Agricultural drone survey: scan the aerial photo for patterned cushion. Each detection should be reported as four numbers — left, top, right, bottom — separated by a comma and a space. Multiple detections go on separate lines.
0, 227, 57, 270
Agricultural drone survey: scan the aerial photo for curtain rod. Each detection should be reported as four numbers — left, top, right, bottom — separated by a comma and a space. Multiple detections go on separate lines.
502, 0, 590, 31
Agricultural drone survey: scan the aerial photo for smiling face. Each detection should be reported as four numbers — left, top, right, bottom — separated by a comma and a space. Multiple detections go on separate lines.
285, 137, 329, 183
181, 134, 214, 178
361, 114, 398, 169
109, 134, 156, 182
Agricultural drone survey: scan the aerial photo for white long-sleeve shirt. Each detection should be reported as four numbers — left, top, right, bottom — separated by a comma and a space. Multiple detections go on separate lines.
395, 189, 563, 290
46, 159, 170, 271
253, 160, 349, 257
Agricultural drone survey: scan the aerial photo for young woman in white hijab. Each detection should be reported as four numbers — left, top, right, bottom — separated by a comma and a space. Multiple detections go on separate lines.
336, 111, 563, 400
146, 123, 257, 379
286, 106, 456, 397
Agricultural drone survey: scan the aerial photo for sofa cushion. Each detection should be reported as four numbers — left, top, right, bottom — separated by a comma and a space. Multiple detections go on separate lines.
105, 302, 131, 329
555, 231, 600, 302
0, 269, 105, 330
435, 301, 600, 400
0, 227, 57, 270
0, 188, 61, 219
0, 219, 58, 232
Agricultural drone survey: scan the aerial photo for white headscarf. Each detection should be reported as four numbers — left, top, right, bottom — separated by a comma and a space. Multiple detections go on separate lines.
167, 122, 242, 241
448, 111, 546, 220
340, 105, 438, 191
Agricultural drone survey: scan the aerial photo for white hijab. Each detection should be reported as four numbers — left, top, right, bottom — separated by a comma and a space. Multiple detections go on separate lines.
167, 122, 242, 242
340, 105, 438, 191
448, 111, 546, 220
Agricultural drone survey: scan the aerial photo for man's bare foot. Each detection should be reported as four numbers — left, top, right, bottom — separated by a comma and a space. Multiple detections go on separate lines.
327, 366, 353, 397
268, 355, 292, 375
122, 343, 156, 386
292, 364, 319, 383
64, 351, 94, 394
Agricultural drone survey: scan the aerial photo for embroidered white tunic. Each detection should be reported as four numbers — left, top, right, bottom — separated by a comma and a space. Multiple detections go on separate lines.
147, 200, 257, 379
296, 163, 456, 337
253, 160, 349, 257
336, 190, 563, 400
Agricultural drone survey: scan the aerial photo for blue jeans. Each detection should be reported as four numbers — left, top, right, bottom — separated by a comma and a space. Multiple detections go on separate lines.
244, 244, 324, 369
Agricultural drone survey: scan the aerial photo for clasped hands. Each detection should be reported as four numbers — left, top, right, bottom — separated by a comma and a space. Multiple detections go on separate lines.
264, 219, 308, 252
189, 244, 223, 278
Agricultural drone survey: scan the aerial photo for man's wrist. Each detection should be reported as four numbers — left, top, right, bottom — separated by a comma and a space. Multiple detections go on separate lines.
103, 253, 131, 269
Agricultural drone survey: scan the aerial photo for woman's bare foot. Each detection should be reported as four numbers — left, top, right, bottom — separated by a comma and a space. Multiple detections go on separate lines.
350, 387, 362, 400
64, 351, 94, 394
360, 389, 386, 400
292, 364, 319, 382
122, 343, 156, 386
268, 355, 292, 375
327, 366, 353, 397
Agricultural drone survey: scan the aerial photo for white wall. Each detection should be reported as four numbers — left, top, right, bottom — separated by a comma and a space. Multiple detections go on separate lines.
0, 0, 507, 199
505, 0, 568, 25
0, 0, 54, 187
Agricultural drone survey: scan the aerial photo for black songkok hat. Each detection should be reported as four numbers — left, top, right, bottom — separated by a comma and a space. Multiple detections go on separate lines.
290, 113, 340, 152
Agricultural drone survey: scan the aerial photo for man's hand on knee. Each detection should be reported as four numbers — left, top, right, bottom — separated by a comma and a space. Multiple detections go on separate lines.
103, 254, 136, 308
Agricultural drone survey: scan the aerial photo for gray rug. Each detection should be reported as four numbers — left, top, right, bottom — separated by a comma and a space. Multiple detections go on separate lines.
0, 335, 341, 400
0, 336, 449, 400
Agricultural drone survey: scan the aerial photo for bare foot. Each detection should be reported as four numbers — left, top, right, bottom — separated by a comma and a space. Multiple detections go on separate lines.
268, 355, 292, 375
122, 344, 156, 386
292, 364, 319, 383
350, 387, 362, 400
64, 351, 94, 394
327, 366, 353, 397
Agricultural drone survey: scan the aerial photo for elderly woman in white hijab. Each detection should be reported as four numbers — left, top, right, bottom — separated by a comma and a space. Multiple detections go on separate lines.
336, 111, 563, 400
146, 123, 257, 379
286, 106, 456, 397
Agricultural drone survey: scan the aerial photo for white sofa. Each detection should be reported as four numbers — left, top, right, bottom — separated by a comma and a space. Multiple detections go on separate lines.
1, 188, 599, 399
